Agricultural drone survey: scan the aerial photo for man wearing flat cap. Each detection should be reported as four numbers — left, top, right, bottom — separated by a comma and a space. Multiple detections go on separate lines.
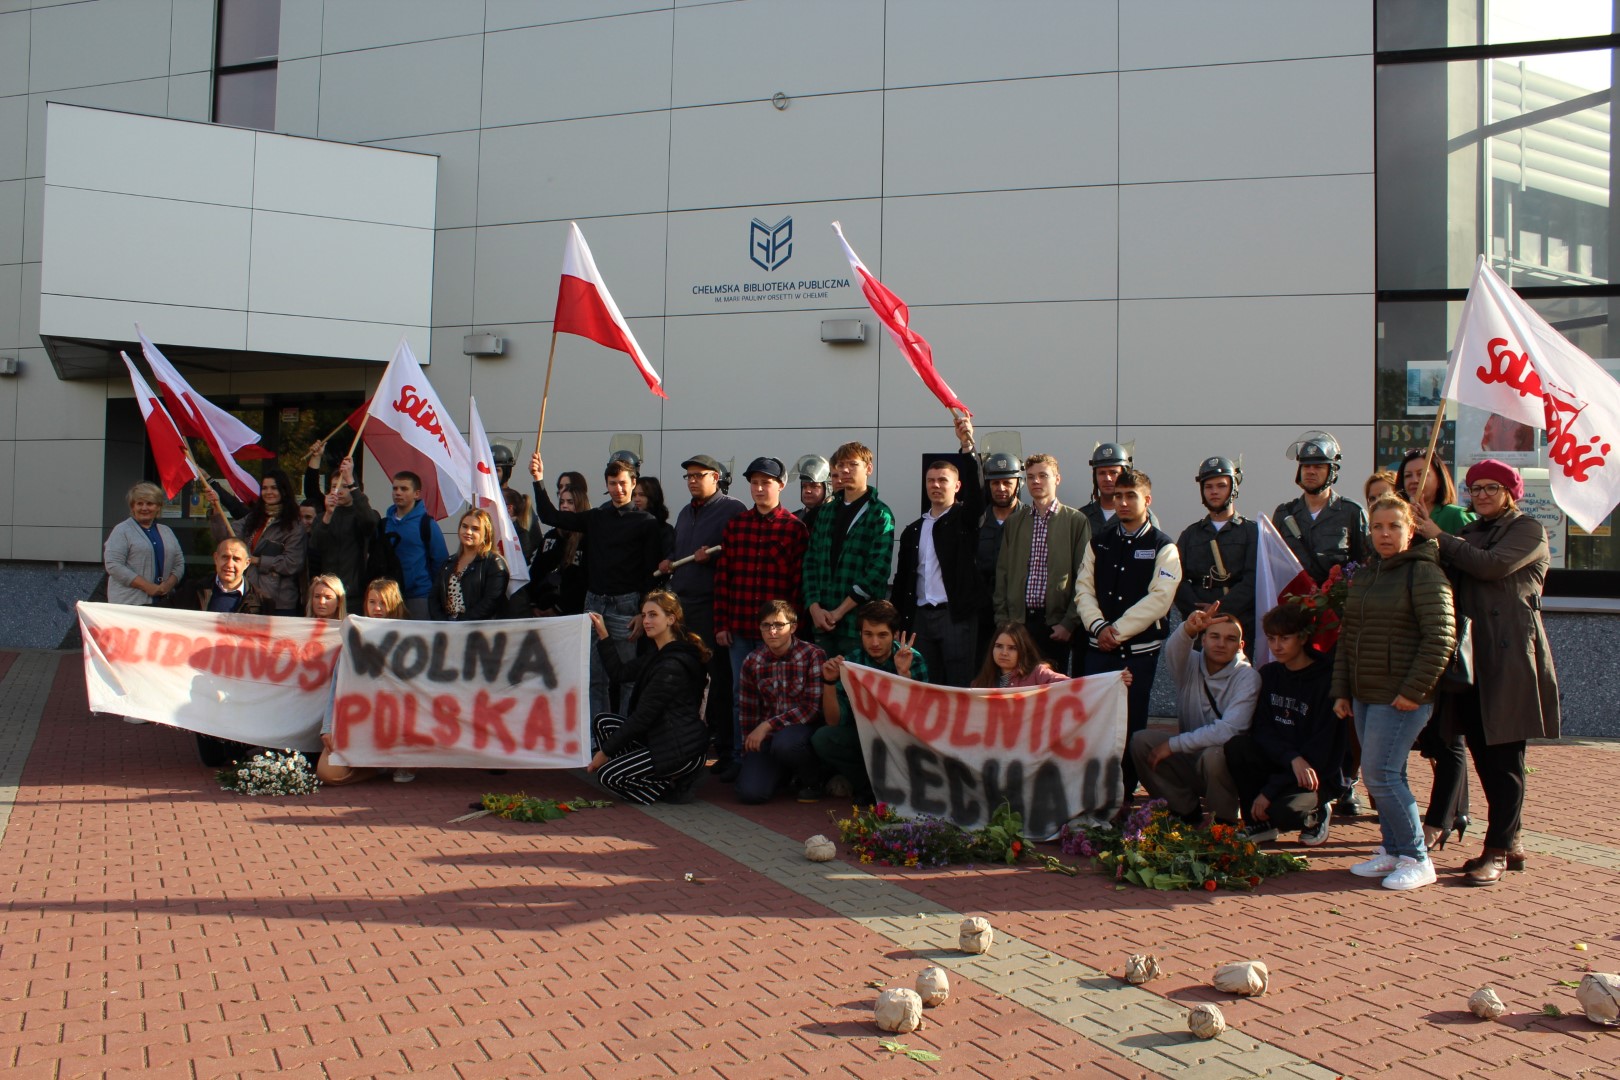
668, 453, 748, 777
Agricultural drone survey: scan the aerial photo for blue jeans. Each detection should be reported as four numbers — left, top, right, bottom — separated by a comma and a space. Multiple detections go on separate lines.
1354, 699, 1433, 861
587, 591, 641, 720
726, 636, 762, 764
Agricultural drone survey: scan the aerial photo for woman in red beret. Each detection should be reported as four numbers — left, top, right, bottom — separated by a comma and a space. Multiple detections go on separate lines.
1414, 459, 1561, 885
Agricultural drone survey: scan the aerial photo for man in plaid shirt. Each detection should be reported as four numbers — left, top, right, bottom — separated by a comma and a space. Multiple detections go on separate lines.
734, 599, 827, 804
803, 441, 896, 657
713, 456, 809, 778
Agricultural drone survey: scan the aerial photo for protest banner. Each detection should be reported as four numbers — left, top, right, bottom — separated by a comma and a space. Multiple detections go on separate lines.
842, 665, 1127, 839
80, 602, 341, 752
330, 614, 592, 770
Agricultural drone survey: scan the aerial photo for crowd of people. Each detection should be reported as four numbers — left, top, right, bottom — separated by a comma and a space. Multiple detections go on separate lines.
102, 416, 1560, 891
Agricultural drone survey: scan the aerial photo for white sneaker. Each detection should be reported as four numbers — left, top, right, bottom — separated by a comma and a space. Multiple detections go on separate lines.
393, 770, 416, 783
1350, 848, 1399, 877
1381, 855, 1437, 891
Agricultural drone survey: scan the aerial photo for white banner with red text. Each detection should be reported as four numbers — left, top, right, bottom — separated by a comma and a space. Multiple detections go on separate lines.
80, 602, 342, 752
328, 614, 592, 770
842, 665, 1128, 840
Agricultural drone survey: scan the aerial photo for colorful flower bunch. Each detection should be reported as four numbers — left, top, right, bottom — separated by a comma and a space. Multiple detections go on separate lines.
1285, 560, 1357, 651
1059, 800, 1308, 891
217, 749, 320, 796
480, 793, 612, 822
832, 801, 1029, 868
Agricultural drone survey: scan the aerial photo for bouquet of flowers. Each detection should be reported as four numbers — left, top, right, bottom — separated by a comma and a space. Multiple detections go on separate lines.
217, 749, 320, 796
1058, 800, 1307, 891
831, 801, 1030, 868
1286, 560, 1356, 651
480, 793, 612, 822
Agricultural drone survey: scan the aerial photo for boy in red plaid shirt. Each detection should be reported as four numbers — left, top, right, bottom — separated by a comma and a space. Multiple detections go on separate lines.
712, 457, 810, 778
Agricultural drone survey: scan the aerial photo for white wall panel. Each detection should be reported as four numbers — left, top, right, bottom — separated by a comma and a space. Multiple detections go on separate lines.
482, 13, 673, 128
45, 105, 257, 204
12, 362, 105, 440
21, 177, 41, 263
17, 260, 37, 344
317, 35, 485, 142
884, 75, 1117, 197
884, 0, 1116, 87
1118, 295, 1372, 427
372, 130, 480, 229
246, 313, 430, 366
276, 0, 326, 61
254, 133, 437, 228
169, 0, 214, 74
0, 440, 13, 524
432, 227, 475, 327
272, 57, 323, 137
474, 215, 666, 325
882, 188, 1118, 306
1120, 0, 1372, 69
27, 80, 172, 177
321, 0, 486, 54
1120, 174, 1374, 299
659, 307, 879, 432
0, 178, 21, 264
0, 11, 29, 98
671, 0, 882, 107
27, 0, 171, 93
874, 301, 1119, 429
485, 0, 670, 34
0, 262, 18, 348
11, 525, 103, 562
477, 112, 671, 227
40, 186, 252, 309
248, 212, 433, 326
664, 197, 878, 317
1121, 58, 1372, 184
467, 319, 667, 437
166, 72, 212, 122
669, 92, 882, 212
38, 293, 248, 352
0, 96, 27, 181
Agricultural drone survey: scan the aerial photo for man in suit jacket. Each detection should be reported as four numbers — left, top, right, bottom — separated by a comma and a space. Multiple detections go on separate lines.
993, 454, 1091, 674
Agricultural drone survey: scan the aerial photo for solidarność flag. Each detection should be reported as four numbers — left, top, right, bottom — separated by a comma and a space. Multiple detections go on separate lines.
363, 339, 475, 521
554, 222, 666, 398
831, 221, 970, 416
1442, 255, 1620, 533
467, 396, 531, 597
137, 327, 268, 503
120, 351, 196, 499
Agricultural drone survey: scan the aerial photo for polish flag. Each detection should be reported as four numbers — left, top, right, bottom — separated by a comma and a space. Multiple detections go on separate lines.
831, 221, 970, 416
1251, 515, 1317, 666
363, 339, 475, 521
137, 328, 266, 502
554, 222, 666, 398
467, 397, 531, 597
120, 352, 197, 499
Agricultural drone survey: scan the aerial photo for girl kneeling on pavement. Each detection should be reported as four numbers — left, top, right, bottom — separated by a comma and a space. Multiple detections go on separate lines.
1331, 494, 1456, 891
587, 591, 710, 804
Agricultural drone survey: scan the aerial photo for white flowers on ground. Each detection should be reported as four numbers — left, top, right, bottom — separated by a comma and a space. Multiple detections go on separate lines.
218, 749, 320, 796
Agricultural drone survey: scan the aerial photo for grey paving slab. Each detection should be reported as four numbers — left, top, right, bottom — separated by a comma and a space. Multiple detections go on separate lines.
0, 651, 60, 843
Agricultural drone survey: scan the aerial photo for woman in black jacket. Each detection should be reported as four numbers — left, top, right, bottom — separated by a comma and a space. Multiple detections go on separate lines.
430, 509, 510, 621
587, 590, 710, 804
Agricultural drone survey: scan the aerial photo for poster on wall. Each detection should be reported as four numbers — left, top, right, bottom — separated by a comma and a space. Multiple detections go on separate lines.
1406, 360, 1447, 417
1516, 472, 1567, 569
1376, 420, 1455, 472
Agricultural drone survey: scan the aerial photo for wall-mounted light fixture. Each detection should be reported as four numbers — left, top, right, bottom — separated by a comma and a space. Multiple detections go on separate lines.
820, 319, 865, 344
0, 355, 17, 376
463, 333, 506, 357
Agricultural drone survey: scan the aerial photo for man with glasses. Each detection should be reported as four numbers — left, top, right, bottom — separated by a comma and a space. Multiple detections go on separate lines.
667, 454, 748, 775
310, 452, 379, 604
734, 600, 827, 804
713, 457, 809, 780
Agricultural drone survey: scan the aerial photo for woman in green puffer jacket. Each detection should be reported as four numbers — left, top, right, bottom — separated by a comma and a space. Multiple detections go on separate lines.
1331, 494, 1456, 892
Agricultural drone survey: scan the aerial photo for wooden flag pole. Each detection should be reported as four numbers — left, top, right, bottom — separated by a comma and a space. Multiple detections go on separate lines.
182, 447, 235, 529
1414, 401, 1447, 510
535, 331, 559, 449
345, 410, 372, 463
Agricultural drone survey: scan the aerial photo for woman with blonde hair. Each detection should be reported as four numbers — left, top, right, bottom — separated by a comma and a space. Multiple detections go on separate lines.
1364, 470, 1398, 504
430, 508, 510, 621
587, 590, 710, 804
1331, 494, 1456, 891
305, 573, 347, 620
315, 578, 407, 786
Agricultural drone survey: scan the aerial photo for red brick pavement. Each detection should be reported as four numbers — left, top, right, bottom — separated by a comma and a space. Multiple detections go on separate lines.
0, 659, 1150, 1080
727, 742, 1620, 1079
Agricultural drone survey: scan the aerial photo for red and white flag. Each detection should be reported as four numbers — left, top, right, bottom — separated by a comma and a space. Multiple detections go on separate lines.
831, 221, 970, 416
120, 352, 197, 499
1251, 515, 1316, 667
1442, 256, 1620, 532
363, 339, 474, 521
467, 397, 531, 597
554, 222, 665, 398
137, 328, 266, 502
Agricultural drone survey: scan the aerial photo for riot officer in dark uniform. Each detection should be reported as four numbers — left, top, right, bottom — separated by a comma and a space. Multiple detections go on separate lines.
1080, 441, 1159, 533
1175, 456, 1258, 648
975, 452, 1023, 597
793, 454, 832, 531
491, 441, 542, 556
1270, 431, 1368, 586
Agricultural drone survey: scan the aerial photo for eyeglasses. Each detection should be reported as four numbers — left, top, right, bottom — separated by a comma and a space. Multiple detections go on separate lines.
760, 621, 794, 632
684, 472, 713, 481
1467, 483, 1505, 497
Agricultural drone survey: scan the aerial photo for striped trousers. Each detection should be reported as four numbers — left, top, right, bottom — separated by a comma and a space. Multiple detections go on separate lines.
591, 714, 702, 805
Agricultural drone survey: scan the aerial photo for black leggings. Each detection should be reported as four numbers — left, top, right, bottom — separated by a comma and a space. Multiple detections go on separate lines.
1435, 688, 1526, 850
1418, 713, 1470, 832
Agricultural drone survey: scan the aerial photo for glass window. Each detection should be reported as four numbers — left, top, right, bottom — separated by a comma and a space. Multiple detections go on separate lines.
217, 0, 281, 67
1377, 51, 1612, 291
1378, 0, 1613, 53
214, 66, 277, 130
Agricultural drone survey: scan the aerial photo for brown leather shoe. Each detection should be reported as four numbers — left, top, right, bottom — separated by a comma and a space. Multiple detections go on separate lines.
1460, 845, 1526, 874
1465, 850, 1510, 886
